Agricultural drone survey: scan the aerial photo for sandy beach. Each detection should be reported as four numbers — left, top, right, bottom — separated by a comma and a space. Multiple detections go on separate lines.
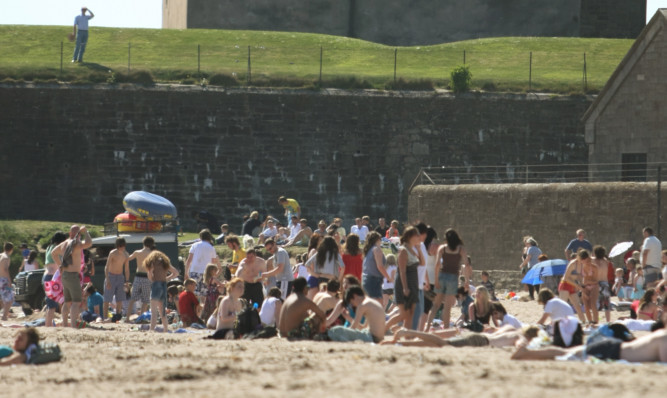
1, 299, 665, 398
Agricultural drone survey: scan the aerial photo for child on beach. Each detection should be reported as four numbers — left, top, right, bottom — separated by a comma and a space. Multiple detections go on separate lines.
145, 250, 180, 332
0, 328, 40, 366
201, 264, 224, 321
81, 284, 104, 322
18, 250, 39, 273
491, 302, 523, 329
613, 268, 625, 298
382, 254, 397, 311
259, 287, 283, 327
179, 279, 204, 327
480, 271, 497, 301
213, 277, 245, 339
455, 286, 474, 325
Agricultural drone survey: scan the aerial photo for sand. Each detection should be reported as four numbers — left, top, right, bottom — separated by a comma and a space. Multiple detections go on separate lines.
1, 299, 665, 398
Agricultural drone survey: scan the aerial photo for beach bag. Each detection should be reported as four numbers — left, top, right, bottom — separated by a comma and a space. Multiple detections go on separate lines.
27, 343, 62, 365
462, 320, 484, 333
234, 303, 261, 337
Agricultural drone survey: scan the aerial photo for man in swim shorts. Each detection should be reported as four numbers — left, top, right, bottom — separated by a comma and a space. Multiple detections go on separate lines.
0, 243, 15, 321
103, 238, 130, 320
235, 248, 266, 308
127, 236, 155, 318
52, 225, 93, 328
328, 286, 386, 343
384, 324, 539, 348
278, 277, 326, 340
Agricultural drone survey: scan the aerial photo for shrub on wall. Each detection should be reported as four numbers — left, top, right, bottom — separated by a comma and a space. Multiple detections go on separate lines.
450, 65, 472, 93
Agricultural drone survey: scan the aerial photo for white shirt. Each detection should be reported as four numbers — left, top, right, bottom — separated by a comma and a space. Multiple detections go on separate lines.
502, 313, 523, 329
544, 298, 575, 323
288, 222, 302, 240
383, 265, 397, 289
188, 240, 218, 274
642, 235, 662, 267
350, 225, 369, 242
295, 264, 310, 279
261, 226, 278, 238
74, 15, 92, 30
259, 297, 280, 326
23, 260, 39, 272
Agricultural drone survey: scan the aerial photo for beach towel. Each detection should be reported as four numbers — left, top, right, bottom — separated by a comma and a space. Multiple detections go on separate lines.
44, 269, 64, 305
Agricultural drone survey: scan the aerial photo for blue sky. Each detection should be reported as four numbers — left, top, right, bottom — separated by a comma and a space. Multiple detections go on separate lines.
0, 0, 666, 28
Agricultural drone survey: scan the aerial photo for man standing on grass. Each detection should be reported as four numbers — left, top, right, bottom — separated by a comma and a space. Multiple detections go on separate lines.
72, 7, 94, 63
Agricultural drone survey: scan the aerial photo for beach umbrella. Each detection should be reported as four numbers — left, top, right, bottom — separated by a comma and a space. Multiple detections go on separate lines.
609, 241, 633, 258
521, 259, 568, 285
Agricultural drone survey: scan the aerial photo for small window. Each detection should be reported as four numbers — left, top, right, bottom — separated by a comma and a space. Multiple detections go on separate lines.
621, 153, 647, 182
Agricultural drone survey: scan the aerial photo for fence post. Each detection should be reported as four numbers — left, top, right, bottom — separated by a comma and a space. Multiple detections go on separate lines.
198, 44, 201, 76
583, 52, 588, 93
319, 46, 323, 87
60, 41, 63, 75
658, 165, 662, 239
127, 42, 131, 74
247, 46, 251, 85
463, 50, 466, 65
529, 51, 532, 91
394, 48, 397, 84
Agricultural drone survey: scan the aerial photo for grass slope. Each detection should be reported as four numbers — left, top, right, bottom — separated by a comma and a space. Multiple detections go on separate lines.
0, 25, 632, 93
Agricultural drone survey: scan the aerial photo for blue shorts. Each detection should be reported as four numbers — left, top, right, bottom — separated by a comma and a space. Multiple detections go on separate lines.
151, 281, 167, 307
42, 274, 59, 309
362, 274, 384, 299
307, 276, 320, 289
437, 273, 459, 295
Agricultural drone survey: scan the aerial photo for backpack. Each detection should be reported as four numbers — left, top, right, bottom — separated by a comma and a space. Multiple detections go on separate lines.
61, 240, 76, 268
234, 301, 261, 337
27, 343, 62, 365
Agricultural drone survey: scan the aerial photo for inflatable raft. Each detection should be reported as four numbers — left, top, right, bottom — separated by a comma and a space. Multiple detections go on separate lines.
122, 191, 178, 221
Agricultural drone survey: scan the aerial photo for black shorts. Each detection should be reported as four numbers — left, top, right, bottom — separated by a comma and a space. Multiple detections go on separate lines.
242, 281, 265, 308
586, 338, 622, 361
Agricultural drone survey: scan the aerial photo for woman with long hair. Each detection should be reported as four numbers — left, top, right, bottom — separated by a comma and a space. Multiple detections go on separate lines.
342, 234, 363, 281
426, 228, 470, 330
306, 236, 344, 286
468, 285, 493, 327
518, 236, 542, 300
361, 231, 390, 303
637, 288, 659, 321
394, 227, 424, 329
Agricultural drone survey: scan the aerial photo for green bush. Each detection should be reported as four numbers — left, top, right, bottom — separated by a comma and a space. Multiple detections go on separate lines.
450, 65, 472, 93
208, 73, 240, 87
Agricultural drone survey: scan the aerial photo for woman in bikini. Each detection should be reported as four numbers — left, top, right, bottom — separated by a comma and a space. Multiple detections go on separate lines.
214, 278, 244, 339
637, 288, 660, 321
468, 285, 494, 330
558, 250, 586, 322
580, 249, 600, 325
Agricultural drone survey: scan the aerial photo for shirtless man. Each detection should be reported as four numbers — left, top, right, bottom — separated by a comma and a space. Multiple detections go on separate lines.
383, 324, 539, 348
327, 286, 386, 343
0, 243, 15, 321
127, 236, 155, 317
278, 277, 326, 340
593, 245, 612, 323
235, 248, 267, 307
313, 279, 340, 315
103, 238, 130, 320
283, 219, 313, 248
52, 225, 93, 328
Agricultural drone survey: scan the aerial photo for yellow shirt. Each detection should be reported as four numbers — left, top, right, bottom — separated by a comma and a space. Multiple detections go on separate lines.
282, 198, 300, 215
232, 248, 246, 264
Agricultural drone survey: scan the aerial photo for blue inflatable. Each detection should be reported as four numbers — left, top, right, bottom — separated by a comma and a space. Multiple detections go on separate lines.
123, 191, 178, 221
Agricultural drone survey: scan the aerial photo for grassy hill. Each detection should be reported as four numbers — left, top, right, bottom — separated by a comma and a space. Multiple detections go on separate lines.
0, 25, 632, 92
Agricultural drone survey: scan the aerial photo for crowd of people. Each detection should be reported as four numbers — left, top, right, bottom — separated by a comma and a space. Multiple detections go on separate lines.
2, 196, 667, 366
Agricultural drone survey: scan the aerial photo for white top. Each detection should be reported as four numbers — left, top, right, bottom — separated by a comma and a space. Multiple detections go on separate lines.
425, 253, 437, 285
288, 223, 302, 240
501, 313, 523, 329
544, 298, 575, 323
306, 253, 343, 278
295, 264, 310, 279
350, 225, 369, 242
259, 297, 280, 326
23, 260, 39, 272
383, 265, 397, 290
74, 14, 92, 30
188, 240, 218, 274
642, 235, 662, 267
261, 226, 278, 238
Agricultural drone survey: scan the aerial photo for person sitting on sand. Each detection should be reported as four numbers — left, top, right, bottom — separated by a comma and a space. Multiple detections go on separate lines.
468, 285, 493, 329
383, 324, 539, 348
637, 289, 660, 321
536, 288, 574, 326
213, 278, 244, 339
454, 286, 474, 326
0, 328, 40, 366
512, 317, 667, 362
81, 284, 104, 323
146, 250, 180, 332
278, 277, 327, 340
491, 302, 523, 329
313, 279, 340, 316
327, 285, 386, 343
179, 279, 204, 327
259, 287, 283, 327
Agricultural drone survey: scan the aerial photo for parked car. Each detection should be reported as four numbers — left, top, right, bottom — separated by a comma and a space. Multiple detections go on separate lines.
14, 269, 46, 316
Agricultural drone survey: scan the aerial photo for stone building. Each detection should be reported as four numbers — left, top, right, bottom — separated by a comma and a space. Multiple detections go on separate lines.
584, 9, 667, 181
162, 0, 646, 46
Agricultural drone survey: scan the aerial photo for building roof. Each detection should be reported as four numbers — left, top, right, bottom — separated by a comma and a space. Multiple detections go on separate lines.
582, 9, 667, 135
